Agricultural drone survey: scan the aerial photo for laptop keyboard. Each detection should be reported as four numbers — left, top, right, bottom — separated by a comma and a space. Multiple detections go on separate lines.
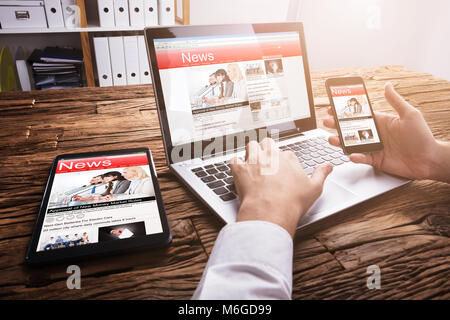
191, 163, 237, 202
191, 137, 349, 202
280, 137, 350, 174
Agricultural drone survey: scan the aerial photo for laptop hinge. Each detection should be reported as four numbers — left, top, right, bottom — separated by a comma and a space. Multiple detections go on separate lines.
201, 146, 246, 161
278, 130, 305, 141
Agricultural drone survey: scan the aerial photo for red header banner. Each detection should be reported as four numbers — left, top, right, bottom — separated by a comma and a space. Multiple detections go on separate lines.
330, 85, 366, 97
56, 153, 149, 174
156, 40, 302, 70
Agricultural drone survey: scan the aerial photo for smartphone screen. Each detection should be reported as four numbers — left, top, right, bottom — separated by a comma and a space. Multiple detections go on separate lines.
329, 84, 381, 148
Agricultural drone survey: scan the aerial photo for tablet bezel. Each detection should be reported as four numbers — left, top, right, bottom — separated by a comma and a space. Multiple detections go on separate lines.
25, 147, 172, 266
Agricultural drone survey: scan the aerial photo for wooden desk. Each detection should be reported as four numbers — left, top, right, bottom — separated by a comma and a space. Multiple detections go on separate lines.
0, 66, 449, 299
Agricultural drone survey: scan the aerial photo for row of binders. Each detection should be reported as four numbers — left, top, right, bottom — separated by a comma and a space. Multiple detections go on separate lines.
44, 0, 78, 28
98, 0, 175, 27
94, 36, 152, 87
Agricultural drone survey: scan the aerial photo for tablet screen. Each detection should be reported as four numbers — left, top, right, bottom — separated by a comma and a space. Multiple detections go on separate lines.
36, 152, 163, 252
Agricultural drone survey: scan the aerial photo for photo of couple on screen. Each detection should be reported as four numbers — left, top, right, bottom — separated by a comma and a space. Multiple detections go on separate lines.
335, 95, 371, 119
190, 63, 249, 110
48, 166, 155, 209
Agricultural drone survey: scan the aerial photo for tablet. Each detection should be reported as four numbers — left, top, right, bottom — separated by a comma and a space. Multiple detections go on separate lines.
25, 148, 171, 265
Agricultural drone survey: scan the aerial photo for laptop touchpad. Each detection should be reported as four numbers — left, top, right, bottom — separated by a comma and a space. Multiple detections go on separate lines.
329, 162, 410, 198
299, 179, 358, 227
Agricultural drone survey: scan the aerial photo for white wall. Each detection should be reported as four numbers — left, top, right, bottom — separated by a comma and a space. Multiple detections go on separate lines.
189, 0, 450, 81
412, 0, 450, 81
190, 0, 292, 24
300, 0, 450, 81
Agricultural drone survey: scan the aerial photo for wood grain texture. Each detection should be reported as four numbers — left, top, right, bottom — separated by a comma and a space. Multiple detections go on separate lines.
77, 0, 95, 87
0, 65, 448, 299
80, 32, 95, 87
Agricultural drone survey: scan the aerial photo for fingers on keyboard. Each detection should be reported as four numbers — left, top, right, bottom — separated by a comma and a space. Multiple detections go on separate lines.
193, 137, 341, 200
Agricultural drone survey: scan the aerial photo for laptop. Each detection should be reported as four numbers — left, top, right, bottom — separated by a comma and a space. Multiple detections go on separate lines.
144, 23, 410, 229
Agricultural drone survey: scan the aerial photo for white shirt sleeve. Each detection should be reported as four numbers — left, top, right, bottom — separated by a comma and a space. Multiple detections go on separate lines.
192, 220, 293, 300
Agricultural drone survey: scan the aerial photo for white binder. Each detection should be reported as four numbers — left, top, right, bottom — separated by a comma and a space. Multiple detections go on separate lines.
108, 37, 128, 86
93, 37, 113, 87
158, 0, 174, 26
44, 0, 65, 28
113, 0, 129, 27
123, 36, 141, 85
60, 0, 79, 28
128, 0, 145, 27
137, 36, 152, 84
97, 0, 115, 27
143, 0, 158, 26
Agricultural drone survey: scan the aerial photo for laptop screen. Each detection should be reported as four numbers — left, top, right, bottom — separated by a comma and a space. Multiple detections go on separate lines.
154, 31, 311, 147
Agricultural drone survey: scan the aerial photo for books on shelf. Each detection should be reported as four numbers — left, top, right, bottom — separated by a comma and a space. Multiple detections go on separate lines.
40, 46, 83, 63
27, 47, 83, 90
93, 35, 151, 87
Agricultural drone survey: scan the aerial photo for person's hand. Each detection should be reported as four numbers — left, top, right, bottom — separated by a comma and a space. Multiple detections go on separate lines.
324, 82, 446, 181
111, 228, 124, 236
72, 195, 88, 201
229, 138, 333, 238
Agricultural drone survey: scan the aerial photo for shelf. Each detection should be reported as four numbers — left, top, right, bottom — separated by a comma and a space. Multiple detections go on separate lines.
2, 0, 190, 90
0, 25, 156, 34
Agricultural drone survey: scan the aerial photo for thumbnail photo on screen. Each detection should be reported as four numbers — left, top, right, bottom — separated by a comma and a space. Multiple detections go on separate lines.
98, 221, 146, 241
48, 165, 155, 209
264, 58, 284, 76
189, 63, 249, 110
333, 94, 371, 120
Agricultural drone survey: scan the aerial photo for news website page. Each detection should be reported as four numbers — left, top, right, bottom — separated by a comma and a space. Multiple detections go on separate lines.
330, 85, 381, 147
36, 152, 163, 252
154, 32, 311, 146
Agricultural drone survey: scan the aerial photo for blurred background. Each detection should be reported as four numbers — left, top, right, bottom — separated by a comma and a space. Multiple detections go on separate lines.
1, 0, 449, 92
190, 0, 450, 81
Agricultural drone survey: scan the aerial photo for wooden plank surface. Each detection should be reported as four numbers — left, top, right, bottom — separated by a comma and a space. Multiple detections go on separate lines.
0, 66, 448, 299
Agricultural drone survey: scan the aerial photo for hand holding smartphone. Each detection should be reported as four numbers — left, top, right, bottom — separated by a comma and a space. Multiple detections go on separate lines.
325, 76, 383, 155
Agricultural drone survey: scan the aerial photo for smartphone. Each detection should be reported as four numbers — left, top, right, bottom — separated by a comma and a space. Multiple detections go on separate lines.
325, 76, 383, 155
